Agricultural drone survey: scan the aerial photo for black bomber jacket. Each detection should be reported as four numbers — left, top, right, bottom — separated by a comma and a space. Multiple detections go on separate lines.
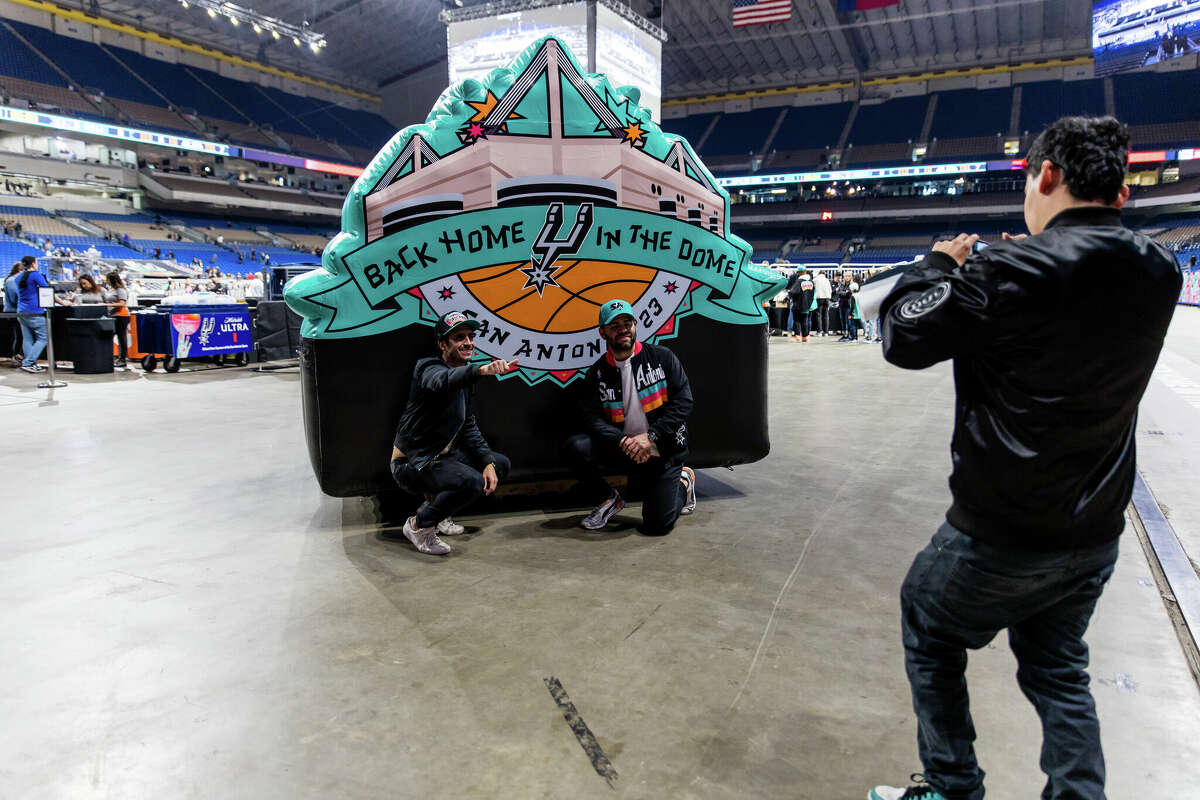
881, 206, 1181, 550
393, 357, 493, 470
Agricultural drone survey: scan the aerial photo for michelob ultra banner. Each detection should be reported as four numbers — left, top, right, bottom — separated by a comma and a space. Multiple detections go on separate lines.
284, 35, 783, 386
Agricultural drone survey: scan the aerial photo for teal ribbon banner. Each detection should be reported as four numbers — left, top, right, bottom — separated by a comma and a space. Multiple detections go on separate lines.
342, 207, 747, 309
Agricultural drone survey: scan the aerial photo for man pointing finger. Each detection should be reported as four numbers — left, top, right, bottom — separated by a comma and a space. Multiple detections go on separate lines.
389, 311, 515, 556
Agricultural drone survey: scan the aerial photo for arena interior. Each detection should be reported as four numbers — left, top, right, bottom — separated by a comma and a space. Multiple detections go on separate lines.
2, 0, 1200, 797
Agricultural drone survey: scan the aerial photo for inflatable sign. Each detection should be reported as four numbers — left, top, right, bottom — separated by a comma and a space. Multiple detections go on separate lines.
286, 36, 784, 497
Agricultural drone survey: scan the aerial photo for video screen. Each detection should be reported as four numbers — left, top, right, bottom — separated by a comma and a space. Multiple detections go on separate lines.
1093, 0, 1200, 76
595, 5, 663, 122
447, 2, 588, 85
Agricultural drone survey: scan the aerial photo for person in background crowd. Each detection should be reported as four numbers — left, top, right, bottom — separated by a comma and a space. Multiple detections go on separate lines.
390, 311, 516, 557
104, 271, 130, 368
837, 274, 859, 341
813, 269, 832, 336
57, 274, 104, 305
15, 255, 49, 373
850, 279, 865, 341
789, 269, 815, 342
862, 269, 883, 342
783, 269, 799, 333
564, 299, 697, 536
4, 262, 23, 366
244, 271, 265, 306
869, 116, 1182, 800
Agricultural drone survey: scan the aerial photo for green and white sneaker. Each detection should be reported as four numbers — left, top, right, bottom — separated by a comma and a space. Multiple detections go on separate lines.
869, 775, 947, 800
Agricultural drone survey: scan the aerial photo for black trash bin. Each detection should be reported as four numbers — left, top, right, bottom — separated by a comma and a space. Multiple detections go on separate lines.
67, 317, 115, 374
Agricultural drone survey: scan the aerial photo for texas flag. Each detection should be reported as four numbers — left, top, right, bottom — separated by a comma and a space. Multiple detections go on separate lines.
837, 0, 900, 10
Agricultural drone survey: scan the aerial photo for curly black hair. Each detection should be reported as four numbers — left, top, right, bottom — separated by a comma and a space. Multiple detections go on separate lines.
1024, 116, 1130, 205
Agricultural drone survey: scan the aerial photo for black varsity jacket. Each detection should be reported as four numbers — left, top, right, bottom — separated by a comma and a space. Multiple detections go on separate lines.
580, 341, 693, 454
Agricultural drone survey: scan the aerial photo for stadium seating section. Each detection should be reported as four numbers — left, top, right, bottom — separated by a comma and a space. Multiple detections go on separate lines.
731, 215, 1200, 270
0, 18, 396, 164
664, 70, 1199, 174
0, 201, 333, 274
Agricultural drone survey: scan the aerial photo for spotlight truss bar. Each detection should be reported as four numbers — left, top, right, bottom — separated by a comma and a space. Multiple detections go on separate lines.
178, 0, 326, 51
439, 0, 667, 42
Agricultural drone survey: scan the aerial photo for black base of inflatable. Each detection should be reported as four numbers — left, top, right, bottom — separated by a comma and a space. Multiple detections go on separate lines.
299, 316, 773, 497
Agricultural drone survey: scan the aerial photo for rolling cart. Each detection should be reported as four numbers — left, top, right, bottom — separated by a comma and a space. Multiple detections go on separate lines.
133, 303, 254, 373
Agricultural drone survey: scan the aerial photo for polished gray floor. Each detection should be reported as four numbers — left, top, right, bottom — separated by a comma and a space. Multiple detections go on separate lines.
3, 312, 1199, 799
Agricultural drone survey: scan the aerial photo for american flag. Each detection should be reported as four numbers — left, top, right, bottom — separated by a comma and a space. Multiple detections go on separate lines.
733, 0, 793, 27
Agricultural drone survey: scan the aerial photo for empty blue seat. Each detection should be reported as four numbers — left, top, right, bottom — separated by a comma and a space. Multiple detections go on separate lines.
848, 96, 927, 146
929, 88, 1011, 140
1113, 71, 1200, 125
1019, 79, 1106, 134
772, 103, 851, 151
702, 108, 780, 156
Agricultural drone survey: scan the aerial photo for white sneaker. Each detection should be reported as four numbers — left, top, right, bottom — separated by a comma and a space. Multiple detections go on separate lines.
680, 466, 697, 515
402, 516, 451, 555
581, 490, 624, 530
437, 518, 465, 536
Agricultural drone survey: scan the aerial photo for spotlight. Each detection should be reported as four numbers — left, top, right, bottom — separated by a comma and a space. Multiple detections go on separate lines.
229, 15, 238, 25
292, 36, 301, 46
207, 7, 216, 16
252, 22, 261, 33
309, 41, 319, 53
180, 0, 188, 7
272, 30, 281, 39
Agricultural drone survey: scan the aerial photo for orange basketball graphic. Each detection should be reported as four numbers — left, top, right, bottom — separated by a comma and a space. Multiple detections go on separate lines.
460, 259, 657, 333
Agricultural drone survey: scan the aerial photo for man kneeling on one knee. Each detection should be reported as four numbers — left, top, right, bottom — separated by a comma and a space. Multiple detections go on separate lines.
565, 299, 696, 535
390, 311, 514, 556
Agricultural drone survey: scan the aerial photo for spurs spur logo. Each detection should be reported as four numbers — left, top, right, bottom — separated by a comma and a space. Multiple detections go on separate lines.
521, 202, 594, 295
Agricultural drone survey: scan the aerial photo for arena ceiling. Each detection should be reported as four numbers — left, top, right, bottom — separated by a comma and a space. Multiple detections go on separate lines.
97, 0, 1094, 98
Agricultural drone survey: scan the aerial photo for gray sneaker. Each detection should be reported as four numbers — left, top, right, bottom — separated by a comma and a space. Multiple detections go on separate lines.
680, 466, 697, 515
581, 490, 624, 530
402, 516, 451, 555
19, 364, 44, 373
437, 518, 466, 536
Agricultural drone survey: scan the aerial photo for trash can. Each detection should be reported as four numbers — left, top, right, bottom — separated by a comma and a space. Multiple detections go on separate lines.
67, 317, 115, 374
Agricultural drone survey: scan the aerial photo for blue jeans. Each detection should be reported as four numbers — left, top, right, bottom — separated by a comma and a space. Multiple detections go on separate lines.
17, 312, 47, 367
901, 522, 1119, 800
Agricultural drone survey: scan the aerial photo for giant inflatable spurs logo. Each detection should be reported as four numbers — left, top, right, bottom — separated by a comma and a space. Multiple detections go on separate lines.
285, 36, 783, 386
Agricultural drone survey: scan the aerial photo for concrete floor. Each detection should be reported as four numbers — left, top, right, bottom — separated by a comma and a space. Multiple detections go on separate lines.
3, 312, 1200, 799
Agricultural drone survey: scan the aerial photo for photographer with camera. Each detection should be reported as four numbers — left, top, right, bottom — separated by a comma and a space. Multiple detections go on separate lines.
868, 117, 1182, 800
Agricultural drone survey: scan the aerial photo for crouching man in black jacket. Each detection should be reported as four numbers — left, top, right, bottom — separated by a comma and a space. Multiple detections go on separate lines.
390, 311, 516, 556
868, 117, 1182, 800
564, 299, 696, 535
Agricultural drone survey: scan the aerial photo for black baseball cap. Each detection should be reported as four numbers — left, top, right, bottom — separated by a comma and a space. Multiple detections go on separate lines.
435, 310, 481, 339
